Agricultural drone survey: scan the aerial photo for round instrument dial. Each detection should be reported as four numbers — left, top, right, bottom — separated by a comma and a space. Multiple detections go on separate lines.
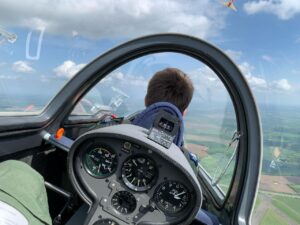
154, 180, 190, 215
93, 219, 119, 225
122, 155, 158, 191
83, 145, 117, 178
111, 191, 137, 214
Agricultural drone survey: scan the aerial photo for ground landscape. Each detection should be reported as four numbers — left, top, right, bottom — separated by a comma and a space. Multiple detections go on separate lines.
0, 96, 299, 224
185, 104, 300, 225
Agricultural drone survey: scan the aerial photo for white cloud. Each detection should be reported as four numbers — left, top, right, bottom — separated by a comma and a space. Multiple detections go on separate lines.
188, 66, 224, 100
100, 71, 125, 83
225, 49, 242, 61
247, 75, 268, 89
101, 71, 148, 87
238, 62, 268, 89
12, 61, 34, 73
271, 79, 292, 91
238, 62, 254, 77
0, 0, 226, 39
262, 55, 273, 63
113, 72, 125, 81
127, 74, 149, 87
244, 0, 300, 20
189, 61, 294, 103
53, 60, 86, 78
189, 61, 293, 103
238, 62, 293, 92
189, 67, 220, 87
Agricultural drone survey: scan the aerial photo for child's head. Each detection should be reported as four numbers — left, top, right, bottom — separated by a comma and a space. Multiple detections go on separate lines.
145, 68, 194, 113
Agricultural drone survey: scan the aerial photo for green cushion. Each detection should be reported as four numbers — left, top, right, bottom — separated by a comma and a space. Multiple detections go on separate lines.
0, 160, 52, 225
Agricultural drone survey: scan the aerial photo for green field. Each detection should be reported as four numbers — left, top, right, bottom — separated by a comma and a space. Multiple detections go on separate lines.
272, 196, 300, 224
260, 208, 289, 225
254, 196, 261, 210
186, 104, 300, 180
185, 105, 300, 225
254, 194, 300, 225
288, 184, 300, 193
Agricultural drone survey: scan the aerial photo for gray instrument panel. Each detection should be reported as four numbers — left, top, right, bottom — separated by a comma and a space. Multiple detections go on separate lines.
68, 125, 202, 225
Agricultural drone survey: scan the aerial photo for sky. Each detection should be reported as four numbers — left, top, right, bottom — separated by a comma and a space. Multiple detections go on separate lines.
0, 0, 300, 110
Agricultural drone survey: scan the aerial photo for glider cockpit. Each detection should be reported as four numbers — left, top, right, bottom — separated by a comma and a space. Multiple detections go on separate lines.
59, 124, 202, 225
0, 34, 261, 225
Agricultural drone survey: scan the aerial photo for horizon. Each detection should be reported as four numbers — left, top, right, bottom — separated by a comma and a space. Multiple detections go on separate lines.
1, 0, 300, 110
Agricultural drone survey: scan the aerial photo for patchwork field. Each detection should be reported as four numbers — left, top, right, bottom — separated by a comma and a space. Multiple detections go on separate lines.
254, 194, 300, 225
184, 105, 300, 225
259, 175, 300, 194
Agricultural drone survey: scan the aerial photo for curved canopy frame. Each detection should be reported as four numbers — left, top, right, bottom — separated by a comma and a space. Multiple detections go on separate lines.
0, 34, 262, 225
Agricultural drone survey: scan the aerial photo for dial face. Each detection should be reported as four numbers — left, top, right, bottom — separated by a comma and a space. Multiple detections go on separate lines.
93, 219, 119, 225
111, 191, 137, 214
83, 145, 117, 178
122, 155, 158, 191
154, 180, 190, 215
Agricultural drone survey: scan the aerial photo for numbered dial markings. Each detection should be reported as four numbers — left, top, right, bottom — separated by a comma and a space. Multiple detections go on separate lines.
122, 155, 157, 191
111, 191, 137, 214
83, 146, 117, 178
154, 180, 190, 215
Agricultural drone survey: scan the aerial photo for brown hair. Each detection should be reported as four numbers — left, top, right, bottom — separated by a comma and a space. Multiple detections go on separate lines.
145, 68, 194, 113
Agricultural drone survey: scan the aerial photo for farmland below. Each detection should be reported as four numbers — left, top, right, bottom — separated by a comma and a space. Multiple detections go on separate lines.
185, 103, 300, 225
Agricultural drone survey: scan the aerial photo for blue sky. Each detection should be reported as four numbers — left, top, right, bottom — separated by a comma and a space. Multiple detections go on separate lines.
0, 0, 300, 109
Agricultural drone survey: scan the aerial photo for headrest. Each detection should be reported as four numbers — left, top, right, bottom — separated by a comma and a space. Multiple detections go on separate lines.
132, 102, 184, 147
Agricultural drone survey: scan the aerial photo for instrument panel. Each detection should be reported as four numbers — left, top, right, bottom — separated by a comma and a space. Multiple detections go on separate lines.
69, 125, 202, 225
83, 144, 118, 178
121, 155, 157, 192
153, 180, 190, 215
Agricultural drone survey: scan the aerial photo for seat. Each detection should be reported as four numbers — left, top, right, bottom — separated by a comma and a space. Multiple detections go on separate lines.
0, 160, 52, 225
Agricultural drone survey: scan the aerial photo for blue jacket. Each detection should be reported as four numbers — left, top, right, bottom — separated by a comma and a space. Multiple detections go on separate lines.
132, 102, 219, 225
132, 102, 184, 147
